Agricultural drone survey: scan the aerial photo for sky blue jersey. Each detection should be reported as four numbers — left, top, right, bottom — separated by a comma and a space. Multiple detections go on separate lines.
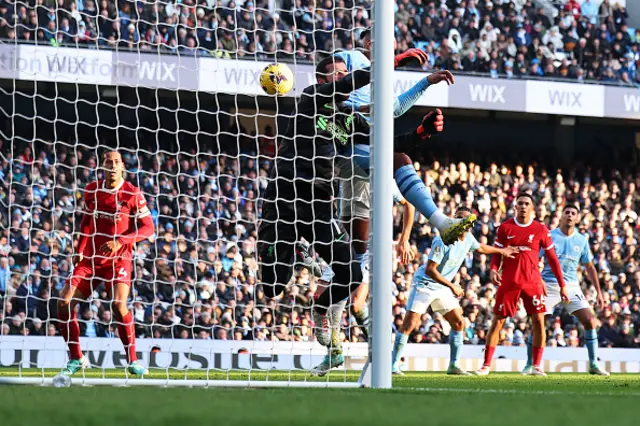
414, 234, 480, 290
540, 228, 593, 286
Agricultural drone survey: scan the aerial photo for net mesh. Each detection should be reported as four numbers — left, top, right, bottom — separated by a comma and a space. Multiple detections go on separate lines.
0, 0, 373, 384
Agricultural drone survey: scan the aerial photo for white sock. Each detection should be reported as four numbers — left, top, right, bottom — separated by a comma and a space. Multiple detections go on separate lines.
428, 210, 451, 231
328, 299, 347, 327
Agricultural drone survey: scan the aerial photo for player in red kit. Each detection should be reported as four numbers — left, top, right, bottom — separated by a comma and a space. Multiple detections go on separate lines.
474, 192, 569, 376
56, 151, 155, 378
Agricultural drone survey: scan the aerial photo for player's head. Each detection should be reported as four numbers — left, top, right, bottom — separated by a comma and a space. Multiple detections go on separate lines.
359, 29, 397, 54
454, 206, 474, 241
561, 203, 581, 228
515, 192, 535, 222
102, 150, 124, 186
315, 56, 348, 84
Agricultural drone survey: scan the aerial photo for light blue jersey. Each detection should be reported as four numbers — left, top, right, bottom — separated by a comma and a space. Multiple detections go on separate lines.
540, 228, 593, 287
334, 50, 371, 112
414, 234, 480, 290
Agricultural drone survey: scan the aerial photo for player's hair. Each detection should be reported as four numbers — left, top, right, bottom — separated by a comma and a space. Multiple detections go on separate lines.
515, 191, 536, 204
360, 29, 370, 40
562, 203, 580, 213
455, 206, 473, 216
315, 56, 346, 81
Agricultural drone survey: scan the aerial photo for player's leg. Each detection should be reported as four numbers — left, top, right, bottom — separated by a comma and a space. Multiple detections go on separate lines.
475, 286, 518, 375
56, 263, 91, 375
443, 307, 470, 375
311, 221, 363, 375
392, 285, 429, 375
341, 176, 371, 339
521, 287, 548, 376
258, 222, 296, 299
572, 307, 609, 376
392, 153, 476, 244
523, 285, 559, 374
108, 263, 147, 375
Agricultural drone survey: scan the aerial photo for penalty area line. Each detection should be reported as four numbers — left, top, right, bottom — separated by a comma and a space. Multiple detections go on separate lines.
405, 387, 640, 398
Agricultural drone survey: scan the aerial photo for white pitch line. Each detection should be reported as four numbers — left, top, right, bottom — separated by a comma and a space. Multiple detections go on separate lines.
405, 387, 640, 397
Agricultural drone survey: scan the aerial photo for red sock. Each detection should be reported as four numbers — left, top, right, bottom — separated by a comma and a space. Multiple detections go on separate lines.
483, 346, 496, 367
58, 307, 82, 360
117, 311, 137, 363
532, 346, 544, 367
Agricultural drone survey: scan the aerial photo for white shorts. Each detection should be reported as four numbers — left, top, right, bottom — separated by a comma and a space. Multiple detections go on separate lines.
407, 284, 460, 315
341, 177, 370, 219
544, 283, 590, 315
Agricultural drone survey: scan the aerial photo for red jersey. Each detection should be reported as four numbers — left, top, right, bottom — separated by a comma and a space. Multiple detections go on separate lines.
491, 217, 554, 288
77, 180, 154, 265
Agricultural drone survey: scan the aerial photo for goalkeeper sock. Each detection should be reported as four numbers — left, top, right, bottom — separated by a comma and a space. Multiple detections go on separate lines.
353, 305, 370, 341
532, 346, 544, 368
584, 329, 598, 366
526, 333, 533, 366
392, 333, 409, 367
483, 346, 496, 367
327, 299, 347, 348
117, 311, 137, 363
394, 165, 448, 229
449, 330, 463, 367
58, 308, 82, 360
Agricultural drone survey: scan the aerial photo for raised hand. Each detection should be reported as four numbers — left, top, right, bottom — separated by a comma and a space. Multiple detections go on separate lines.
427, 70, 455, 85
394, 48, 429, 68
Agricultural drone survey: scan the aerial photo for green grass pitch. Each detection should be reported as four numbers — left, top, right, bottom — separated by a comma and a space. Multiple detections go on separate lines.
0, 369, 638, 426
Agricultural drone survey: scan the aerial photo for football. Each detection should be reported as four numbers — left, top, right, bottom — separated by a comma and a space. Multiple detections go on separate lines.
259, 63, 295, 96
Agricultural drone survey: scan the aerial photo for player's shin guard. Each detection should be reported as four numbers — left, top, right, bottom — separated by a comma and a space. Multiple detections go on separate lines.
526, 333, 533, 367
483, 346, 496, 367
117, 311, 137, 363
532, 346, 544, 368
58, 308, 83, 360
449, 330, 463, 367
584, 329, 598, 366
392, 333, 409, 369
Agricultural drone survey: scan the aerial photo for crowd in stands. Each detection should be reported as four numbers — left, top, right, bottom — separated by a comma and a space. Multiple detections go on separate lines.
1, 134, 639, 350
1, 0, 638, 85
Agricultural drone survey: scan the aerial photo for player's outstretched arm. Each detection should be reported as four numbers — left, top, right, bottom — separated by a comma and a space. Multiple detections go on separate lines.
585, 262, 605, 310
311, 67, 372, 100
477, 244, 520, 258
393, 71, 455, 118
425, 261, 464, 297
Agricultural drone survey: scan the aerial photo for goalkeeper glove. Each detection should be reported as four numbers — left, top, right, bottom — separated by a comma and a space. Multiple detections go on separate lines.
416, 109, 444, 140
394, 48, 429, 68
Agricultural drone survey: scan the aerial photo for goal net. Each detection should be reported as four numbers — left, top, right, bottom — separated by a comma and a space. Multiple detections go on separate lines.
0, 0, 385, 387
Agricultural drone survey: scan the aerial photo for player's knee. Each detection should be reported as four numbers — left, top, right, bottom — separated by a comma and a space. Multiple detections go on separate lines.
450, 317, 464, 331
584, 316, 597, 330
393, 153, 411, 170
112, 300, 128, 318
492, 317, 506, 330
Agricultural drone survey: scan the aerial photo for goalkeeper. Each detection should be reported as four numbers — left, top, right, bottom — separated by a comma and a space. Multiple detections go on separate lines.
258, 51, 474, 330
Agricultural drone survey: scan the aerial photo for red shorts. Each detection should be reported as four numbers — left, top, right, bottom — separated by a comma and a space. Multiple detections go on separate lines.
70, 259, 132, 297
494, 284, 546, 317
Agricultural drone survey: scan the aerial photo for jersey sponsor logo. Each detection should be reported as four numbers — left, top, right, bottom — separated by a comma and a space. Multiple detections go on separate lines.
316, 116, 352, 145
96, 212, 124, 222
516, 246, 532, 252
507, 235, 515, 239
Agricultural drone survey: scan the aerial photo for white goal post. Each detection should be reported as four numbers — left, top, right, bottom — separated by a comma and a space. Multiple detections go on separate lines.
0, 0, 394, 388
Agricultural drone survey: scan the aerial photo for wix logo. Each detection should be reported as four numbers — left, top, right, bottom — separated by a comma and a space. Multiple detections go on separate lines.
468, 84, 506, 103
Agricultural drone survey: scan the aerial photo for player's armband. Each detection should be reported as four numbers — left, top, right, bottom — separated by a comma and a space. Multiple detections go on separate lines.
137, 206, 151, 219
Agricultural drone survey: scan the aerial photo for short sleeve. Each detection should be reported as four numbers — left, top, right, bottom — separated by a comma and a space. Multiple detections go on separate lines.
428, 238, 445, 265
83, 182, 97, 212
392, 182, 405, 204
540, 225, 554, 251
468, 234, 481, 252
580, 238, 594, 264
